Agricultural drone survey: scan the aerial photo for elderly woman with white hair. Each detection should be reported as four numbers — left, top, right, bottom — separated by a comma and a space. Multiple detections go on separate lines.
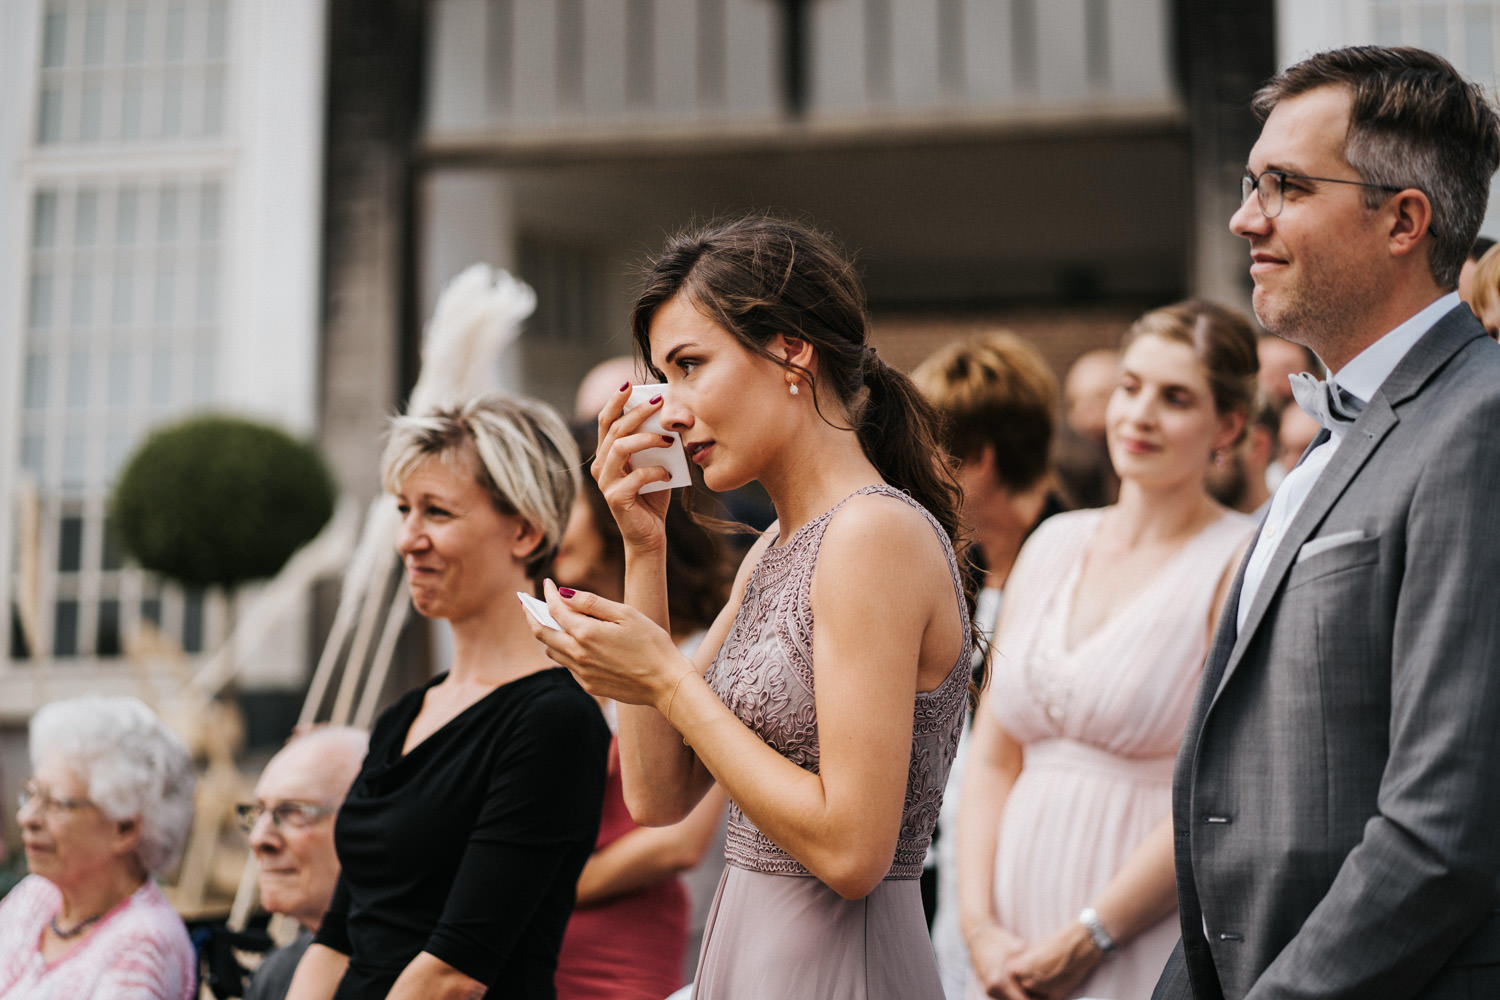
0, 695, 197, 999
287, 394, 610, 1000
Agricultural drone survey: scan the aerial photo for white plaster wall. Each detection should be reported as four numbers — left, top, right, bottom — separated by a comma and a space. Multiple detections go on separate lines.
0, 0, 40, 697
218, 0, 327, 436
417, 170, 520, 394
216, 1, 327, 690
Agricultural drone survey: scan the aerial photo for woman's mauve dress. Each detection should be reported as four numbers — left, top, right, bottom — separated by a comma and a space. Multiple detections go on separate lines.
692, 485, 971, 1000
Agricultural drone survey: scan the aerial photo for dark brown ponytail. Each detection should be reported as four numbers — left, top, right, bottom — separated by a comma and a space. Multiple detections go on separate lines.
630, 215, 983, 685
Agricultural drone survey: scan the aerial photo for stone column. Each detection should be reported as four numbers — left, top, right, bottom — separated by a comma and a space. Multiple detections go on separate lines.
1174, 0, 1276, 314
319, 0, 427, 504
317, 0, 431, 704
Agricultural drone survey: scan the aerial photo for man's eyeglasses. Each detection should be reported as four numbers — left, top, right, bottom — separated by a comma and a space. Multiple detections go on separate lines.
18, 779, 95, 816
1240, 167, 1406, 220
234, 800, 335, 833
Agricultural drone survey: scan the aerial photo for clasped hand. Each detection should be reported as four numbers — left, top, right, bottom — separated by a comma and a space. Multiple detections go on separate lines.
969, 920, 1103, 1000
527, 579, 691, 710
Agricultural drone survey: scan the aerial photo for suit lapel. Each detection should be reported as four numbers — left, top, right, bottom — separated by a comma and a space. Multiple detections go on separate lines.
1207, 305, 1480, 707
1210, 405, 1394, 699
1197, 545, 1250, 706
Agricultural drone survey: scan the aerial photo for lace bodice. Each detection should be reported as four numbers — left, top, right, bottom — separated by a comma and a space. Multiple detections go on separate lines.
704, 485, 972, 880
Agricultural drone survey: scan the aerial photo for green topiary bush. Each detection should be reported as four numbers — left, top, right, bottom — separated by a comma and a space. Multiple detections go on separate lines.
111, 415, 336, 588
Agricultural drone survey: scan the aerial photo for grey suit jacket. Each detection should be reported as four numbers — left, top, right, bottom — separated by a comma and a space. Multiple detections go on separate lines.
1155, 305, 1500, 1000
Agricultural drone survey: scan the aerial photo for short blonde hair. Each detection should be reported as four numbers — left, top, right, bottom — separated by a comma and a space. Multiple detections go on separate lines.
381, 394, 580, 581
910, 331, 1057, 492
1470, 243, 1500, 321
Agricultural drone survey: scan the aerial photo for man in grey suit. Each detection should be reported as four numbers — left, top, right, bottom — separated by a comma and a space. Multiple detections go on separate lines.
1154, 47, 1500, 999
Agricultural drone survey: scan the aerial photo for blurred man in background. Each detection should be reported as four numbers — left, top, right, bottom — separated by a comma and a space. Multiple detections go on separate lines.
240, 726, 367, 1000
1206, 392, 1278, 515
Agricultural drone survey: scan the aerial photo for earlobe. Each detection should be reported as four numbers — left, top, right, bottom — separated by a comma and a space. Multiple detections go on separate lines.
774, 334, 815, 370
512, 519, 546, 561
113, 816, 143, 855
976, 445, 998, 481
1216, 412, 1247, 455
1386, 190, 1434, 258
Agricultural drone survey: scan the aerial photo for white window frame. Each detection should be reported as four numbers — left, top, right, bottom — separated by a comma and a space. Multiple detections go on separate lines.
1, 0, 327, 712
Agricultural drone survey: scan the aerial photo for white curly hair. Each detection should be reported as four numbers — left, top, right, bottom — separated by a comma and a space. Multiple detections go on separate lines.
29, 695, 197, 875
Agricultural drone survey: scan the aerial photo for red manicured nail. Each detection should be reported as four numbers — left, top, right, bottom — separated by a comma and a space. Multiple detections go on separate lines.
619, 382, 630, 392
661, 435, 674, 444
648, 394, 662, 405
558, 587, 577, 598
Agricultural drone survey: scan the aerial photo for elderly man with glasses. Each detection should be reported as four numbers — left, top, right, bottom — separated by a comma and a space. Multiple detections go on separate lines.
238, 726, 367, 1000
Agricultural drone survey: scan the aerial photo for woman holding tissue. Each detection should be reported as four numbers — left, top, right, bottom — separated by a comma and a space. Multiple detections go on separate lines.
530, 215, 977, 1000
287, 393, 610, 1000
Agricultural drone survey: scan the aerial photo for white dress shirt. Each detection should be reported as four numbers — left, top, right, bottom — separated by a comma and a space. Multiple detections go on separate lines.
1235, 293, 1460, 632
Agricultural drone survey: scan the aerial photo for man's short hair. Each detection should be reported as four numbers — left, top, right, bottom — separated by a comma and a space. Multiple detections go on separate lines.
1252, 46, 1500, 290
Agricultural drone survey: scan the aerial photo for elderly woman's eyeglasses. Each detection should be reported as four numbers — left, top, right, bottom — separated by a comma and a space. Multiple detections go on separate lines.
1240, 168, 1406, 220
18, 779, 95, 816
234, 800, 335, 833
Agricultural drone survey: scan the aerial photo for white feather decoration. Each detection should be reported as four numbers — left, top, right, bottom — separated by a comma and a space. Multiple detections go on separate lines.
305, 262, 536, 723
407, 263, 536, 416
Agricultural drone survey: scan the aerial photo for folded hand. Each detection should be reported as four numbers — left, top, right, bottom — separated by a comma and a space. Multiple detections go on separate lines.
1004, 920, 1103, 1000
967, 922, 1033, 1000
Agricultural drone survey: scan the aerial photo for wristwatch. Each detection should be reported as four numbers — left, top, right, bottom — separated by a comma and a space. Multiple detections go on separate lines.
1078, 906, 1116, 953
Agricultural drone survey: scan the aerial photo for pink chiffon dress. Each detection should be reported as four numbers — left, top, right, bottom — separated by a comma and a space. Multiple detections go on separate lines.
694, 485, 972, 1000
974, 507, 1252, 1000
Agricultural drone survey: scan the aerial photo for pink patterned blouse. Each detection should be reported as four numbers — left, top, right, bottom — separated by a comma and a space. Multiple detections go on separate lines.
0, 874, 196, 999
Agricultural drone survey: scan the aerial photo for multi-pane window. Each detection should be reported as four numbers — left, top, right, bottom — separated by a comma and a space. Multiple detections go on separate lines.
12, 0, 232, 665
18, 178, 222, 660
36, 0, 229, 145
1369, 1, 1500, 81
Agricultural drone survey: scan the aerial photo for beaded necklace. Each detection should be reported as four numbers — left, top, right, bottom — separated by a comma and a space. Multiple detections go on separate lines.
49, 909, 108, 939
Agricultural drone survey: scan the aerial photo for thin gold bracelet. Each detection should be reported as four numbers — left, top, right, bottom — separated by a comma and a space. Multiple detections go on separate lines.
664, 669, 694, 729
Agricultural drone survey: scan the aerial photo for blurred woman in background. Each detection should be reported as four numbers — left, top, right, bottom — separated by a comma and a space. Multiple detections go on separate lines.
911, 331, 1063, 999
957, 301, 1257, 1000
0, 695, 197, 999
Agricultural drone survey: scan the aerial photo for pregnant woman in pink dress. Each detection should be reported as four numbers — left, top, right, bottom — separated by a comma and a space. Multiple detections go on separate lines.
957, 301, 1260, 1000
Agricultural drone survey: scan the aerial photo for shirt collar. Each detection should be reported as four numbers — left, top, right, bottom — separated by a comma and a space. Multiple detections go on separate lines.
1332, 292, 1459, 402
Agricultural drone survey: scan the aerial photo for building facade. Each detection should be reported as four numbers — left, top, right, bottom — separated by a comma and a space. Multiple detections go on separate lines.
3, 0, 1498, 820
0, 0, 325, 724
